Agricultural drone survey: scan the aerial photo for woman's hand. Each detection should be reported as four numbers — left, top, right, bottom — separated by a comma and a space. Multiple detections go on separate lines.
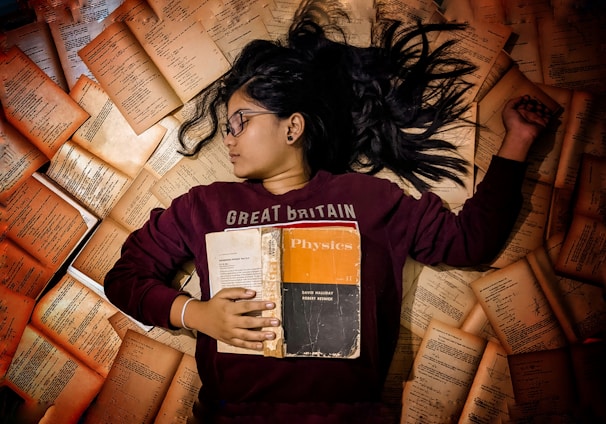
497, 95, 555, 162
175, 289, 280, 351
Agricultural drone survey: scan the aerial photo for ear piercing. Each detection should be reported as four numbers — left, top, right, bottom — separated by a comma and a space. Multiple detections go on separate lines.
287, 135, 293, 141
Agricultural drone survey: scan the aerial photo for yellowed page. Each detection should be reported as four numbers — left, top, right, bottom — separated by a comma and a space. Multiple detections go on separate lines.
475, 66, 561, 176
380, 325, 423, 422
0, 238, 54, 299
459, 301, 500, 344
543, 234, 606, 341
198, 0, 273, 62
489, 178, 551, 268
457, 341, 514, 424
375, 0, 438, 24
401, 319, 487, 423
507, 21, 543, 84
108, 168, 164, 232
262, 0, 302, 40
468, 0, 505, 23
78, 20, 183, 134
538, 14, 606, 93
473, 49, 513, 103
48, 0, 122, 89
503, 0, 552, 24
153, 353, 202, 424
4, 325, 104, 424
546, 186, 574, 240
554, 213, 606, 286
0, 285, 36, 378
470, 257, 567, 354
83, 330, 185, 424
152, 134, 240, 206
436, 9, 512, 103
554, 90, 606, 191
46, 140, 132, 218
400, 257, 488, 338
31, 274, 122, 377
0, 114, 48, 203
119, 0, 230, 102
507, 347, 577, 420
70, 216, 131, 287
3, 21, 68, 90
70, 75, 166, 179
0, 46, 89, 158
144, 115, 188, 179
573, 154, 606, 221
526, 243, 578, 343
108, 312, 197, 356
0, 175, 88, 269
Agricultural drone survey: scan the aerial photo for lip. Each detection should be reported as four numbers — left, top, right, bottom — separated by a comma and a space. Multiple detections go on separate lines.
229, 153, 238, 163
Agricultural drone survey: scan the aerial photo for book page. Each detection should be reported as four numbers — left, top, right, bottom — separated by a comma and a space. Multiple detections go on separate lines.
554, 90, 606, 191
107, 311, 197, 356
525, 242, 578, 343
0, 114, 48, 203
471, 257, 568, 354
0, 175, 88, 269
0, 285, 35, 378
538, 14, 606, 93
400, 257, 488, 338
69, 75, 166, 179
475, 66, 562, 177
108, 168, 164, 232
78, 20, 183, 134
489, 178, 551, 269
31, 274, 123, 377
375, 0, 438, 24
261, 0, 302, 40
437, 8, 512, 104
506, 21, 543, 84
573, 153, 606, 221
458, 341, 515, 424
205, 227, 264, 355
401, 319, 486, 423
4, 325, 105, 424
197, 0, 272, 62
3, 21, 68, 91
380, 325, 423, 421
143, 115, 188, 179
473, 50, 513, 103
119, 0, 230, 103
70, 216, 131, 287
542, 234, 606, 340
48, 0, 122, 89
153, 353, 202, 424
0, 238, 54, 299
507, 347, 577, 420
152, 134, 240, 206
554, 213, 606, 285
46, 140, 132, 218
82, 330, 185, 424
459, 302, 500, 344
0, 46, 89, 158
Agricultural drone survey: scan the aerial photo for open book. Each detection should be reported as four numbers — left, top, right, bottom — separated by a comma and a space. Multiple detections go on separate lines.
78, 0, 230, 134
206, 224, 362, 358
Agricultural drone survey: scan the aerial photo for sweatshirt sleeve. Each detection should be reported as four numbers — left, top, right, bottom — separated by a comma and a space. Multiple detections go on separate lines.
408, 155, 527, 266
104, 192, 196, 328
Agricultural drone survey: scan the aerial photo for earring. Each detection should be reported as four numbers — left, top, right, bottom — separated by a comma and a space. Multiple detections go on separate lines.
287, 135, 293, 141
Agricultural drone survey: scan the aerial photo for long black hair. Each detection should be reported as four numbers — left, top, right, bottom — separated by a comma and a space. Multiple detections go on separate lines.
178, 0, 476, 192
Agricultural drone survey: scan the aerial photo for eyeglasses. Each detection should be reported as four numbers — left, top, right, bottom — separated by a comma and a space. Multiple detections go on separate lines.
223, 110, 278, 137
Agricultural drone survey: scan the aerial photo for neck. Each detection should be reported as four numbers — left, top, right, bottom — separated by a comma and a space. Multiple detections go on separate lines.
262, 169, 311, 195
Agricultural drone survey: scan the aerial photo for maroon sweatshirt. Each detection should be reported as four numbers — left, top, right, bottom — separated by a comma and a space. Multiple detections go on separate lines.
104, 156, 525, 423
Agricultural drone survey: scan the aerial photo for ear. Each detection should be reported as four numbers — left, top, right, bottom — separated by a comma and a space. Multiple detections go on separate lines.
286, 113, 305, 144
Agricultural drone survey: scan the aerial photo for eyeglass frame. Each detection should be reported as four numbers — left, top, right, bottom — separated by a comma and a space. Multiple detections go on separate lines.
223, 109, 279, 137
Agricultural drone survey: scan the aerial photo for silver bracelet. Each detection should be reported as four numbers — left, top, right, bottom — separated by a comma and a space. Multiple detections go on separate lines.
181, 297, 196, 331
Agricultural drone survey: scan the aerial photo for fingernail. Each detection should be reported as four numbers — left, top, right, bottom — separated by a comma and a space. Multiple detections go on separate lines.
265, 302, 275, 309
270, 319, 280, 326
265, 332, 276, 340
245, 290, 255, 296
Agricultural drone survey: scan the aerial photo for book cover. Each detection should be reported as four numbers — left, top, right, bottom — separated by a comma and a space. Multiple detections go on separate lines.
206, 225, 361, 359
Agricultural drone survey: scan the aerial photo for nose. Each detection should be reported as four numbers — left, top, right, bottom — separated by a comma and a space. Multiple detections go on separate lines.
223, 133, 234, 147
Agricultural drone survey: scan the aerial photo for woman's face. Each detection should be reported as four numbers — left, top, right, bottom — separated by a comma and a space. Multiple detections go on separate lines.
223, 89, 301, 181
